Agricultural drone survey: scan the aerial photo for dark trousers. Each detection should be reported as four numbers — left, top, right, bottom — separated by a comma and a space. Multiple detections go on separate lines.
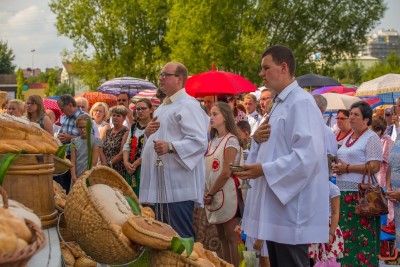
156, 201, 195, 238
266, 241, 310, 267
53, 155, 71, 194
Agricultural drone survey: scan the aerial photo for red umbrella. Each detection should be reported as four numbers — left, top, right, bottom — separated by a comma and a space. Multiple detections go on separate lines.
75, 92, 118, 109
311, 85, 357, 95
185, 66, 257, 97
43, 98, 62, 119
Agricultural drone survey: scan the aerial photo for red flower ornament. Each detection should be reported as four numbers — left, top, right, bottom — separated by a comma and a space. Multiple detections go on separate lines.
212, 159, 220, 171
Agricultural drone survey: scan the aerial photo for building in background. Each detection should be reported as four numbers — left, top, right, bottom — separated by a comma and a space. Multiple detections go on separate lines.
362, 29, 400, 60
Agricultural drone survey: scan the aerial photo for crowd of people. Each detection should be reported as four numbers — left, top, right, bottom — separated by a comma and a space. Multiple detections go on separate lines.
3, 45, 400, 267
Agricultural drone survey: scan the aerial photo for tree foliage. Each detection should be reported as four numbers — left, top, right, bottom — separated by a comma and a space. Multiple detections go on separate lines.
55, 83, 74, 96
363, 52, 400, 81
50, 0, 386, 87
330, 61, 365, 86
0, 40, 16, 74
16, 69, 25, 100
44, 70, 59, 97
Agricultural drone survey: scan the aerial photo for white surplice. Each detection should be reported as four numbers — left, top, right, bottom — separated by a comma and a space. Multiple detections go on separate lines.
243, 81, 329, 245
139, 89, 210, 206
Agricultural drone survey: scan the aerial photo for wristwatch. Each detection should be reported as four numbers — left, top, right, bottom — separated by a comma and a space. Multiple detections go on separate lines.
168, 143, 174, 154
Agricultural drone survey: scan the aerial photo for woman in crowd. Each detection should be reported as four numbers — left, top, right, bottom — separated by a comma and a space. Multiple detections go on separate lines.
385, 132, 400, 257
26, 95, 53, 135
7, 99, 26, 117
227, 96, 247, 123
335, 109, 352, 148
89, 102, 110, 140
204, 102, 243, 266
70, 114, 102, 184
371, 116, 394, 188
332, 101, 382, 266
122, 98, 153, 196
102, 105, 129, 177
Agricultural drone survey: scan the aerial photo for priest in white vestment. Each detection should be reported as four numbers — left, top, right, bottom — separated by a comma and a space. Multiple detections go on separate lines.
140, 62, 209, 238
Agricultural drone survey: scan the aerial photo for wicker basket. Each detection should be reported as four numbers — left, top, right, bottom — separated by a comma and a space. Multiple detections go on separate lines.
0, 187, 46, 267
150, 249, 233, 267
64, 166, 143, 265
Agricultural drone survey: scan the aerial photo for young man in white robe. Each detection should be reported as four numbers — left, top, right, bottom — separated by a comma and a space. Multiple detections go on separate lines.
236, 45, 329, 266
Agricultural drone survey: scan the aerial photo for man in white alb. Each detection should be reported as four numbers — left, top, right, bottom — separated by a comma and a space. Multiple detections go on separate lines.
236, 45, 329, 266
140, 62, 210, 238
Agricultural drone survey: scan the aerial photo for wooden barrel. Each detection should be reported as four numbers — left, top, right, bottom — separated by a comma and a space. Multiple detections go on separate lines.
2, 154, 58, 228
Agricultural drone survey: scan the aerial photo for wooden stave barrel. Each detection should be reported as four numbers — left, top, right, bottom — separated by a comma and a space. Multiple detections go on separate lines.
2, 154, 58, 228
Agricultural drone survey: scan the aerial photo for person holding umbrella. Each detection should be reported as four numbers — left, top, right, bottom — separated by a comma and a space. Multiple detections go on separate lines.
140, 62, 209, 238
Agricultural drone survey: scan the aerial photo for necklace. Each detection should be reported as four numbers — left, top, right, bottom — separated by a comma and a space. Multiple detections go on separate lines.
336, 129, 352, 142
345, 128, 368, 147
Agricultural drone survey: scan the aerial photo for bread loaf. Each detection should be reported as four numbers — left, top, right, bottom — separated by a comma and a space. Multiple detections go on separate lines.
122, 216, 179, 250
74, 256, 97, 267
0, 226, 18, 255
0, 114, 59, 154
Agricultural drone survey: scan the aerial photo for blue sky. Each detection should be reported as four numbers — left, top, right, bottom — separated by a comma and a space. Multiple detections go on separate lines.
0, 0, 399, 70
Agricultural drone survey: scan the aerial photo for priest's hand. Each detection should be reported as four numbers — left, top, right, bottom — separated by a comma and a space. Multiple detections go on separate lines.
253, 122, 270, 144
235, 163, 263, 180
145, 116, 160, 137
153, 140, 168, 156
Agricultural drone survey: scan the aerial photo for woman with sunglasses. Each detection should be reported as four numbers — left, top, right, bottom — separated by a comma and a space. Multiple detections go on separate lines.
26, 95, 54, 136
122, 98, 153, 196
335, 109, 352, 147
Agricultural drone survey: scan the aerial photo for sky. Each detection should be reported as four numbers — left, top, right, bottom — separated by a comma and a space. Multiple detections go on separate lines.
0, 0, 399, 70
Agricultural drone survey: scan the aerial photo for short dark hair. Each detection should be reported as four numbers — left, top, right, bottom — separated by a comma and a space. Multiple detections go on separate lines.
337, 109, 349, 117
262, 45, 296, 76
350, 101, 373, 126
236, 120, 251, 135
371, 116, 387, 135
174, 62, 188, 86
57, 94, 76, 107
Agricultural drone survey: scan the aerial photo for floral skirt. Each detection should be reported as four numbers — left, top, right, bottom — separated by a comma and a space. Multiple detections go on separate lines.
337, 191, 380, 266
308, 220, 344, 261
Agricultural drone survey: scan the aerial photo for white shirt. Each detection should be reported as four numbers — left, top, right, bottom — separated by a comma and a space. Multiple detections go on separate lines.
243, 80, 329, 244
139, 89, 210, 206
247, 110, 262, 135
325, 125, 338, 156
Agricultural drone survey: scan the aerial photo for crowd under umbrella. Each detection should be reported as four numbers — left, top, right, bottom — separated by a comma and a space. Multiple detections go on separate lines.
97, 77, 157, 97
185, 65, 257, 98
296, 74, 341, 89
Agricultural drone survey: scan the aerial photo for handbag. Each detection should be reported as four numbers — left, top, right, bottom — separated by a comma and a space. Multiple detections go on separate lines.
355, 162, 388, 217
314, 244, 341, 267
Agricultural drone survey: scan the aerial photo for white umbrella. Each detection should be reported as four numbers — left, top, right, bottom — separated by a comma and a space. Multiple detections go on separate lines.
323, 93, 361, 111
355, 74, 400, 96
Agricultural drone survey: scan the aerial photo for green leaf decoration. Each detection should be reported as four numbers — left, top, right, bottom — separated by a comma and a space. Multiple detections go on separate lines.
55, 144, 71, 158
125, 196, 141, 216
170, 236, 194, 256
86, 119, 93, 170
0, 152, 21, 185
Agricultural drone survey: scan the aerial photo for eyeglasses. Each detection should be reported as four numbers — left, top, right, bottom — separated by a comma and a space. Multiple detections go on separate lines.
26, 102, 36, 105
336, 117, 349, 120
158, 72, 179, 79
385, 113, 391, 116
136, 107, 149, 111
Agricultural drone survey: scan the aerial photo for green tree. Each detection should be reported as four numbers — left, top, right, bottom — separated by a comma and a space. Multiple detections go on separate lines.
50, 0, 385, 86
363, 51, 400, 81
16, 69, 25, 100
44, 70, 58, 97
0, 40, 16, 74
50, 0, 170, 87
330, 61, 365, 86
55, 83, 74, 96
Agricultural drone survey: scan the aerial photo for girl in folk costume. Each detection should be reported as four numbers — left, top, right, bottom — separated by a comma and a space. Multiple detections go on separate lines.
308, 180, 344, 263
123, 98, 153, 196
204, 102, 244, 266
